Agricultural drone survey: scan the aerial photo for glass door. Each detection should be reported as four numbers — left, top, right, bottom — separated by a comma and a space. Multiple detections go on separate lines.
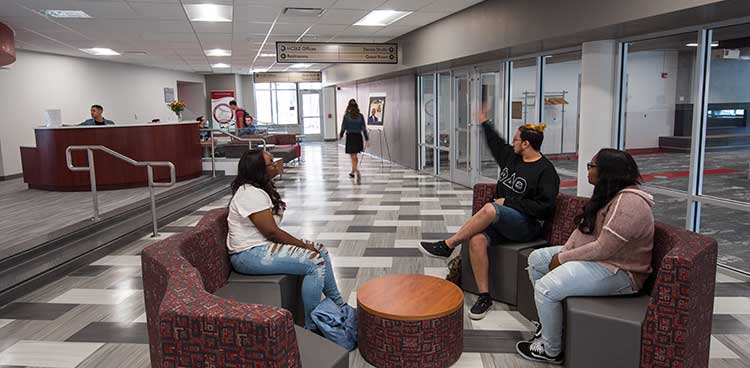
299, 90, 322, 141
437, 72, 452, 180
453, 73, 472, 186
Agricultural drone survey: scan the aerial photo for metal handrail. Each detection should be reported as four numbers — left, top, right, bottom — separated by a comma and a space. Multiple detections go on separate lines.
65, 145, 176, 237
200, 128, 267, 177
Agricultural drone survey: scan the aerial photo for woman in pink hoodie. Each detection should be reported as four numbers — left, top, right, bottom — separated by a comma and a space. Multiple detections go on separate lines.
516, 148, 654, 365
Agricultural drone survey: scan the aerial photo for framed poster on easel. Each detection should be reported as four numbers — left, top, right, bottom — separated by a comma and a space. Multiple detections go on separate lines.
367, 93, 386, 129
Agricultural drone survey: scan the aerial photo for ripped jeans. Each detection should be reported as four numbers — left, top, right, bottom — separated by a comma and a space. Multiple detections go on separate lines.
230, 243, 345, 330
527, 246, 635, 356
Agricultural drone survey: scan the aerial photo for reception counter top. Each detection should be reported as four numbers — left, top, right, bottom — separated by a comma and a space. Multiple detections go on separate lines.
21, 123, 203, 191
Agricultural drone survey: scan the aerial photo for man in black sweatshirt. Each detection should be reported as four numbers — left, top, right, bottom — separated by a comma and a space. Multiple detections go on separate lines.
419, 111, 560, 320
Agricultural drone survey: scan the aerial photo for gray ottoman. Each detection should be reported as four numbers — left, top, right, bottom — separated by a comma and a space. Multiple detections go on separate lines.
516, 248, 538, 322
214, 272, 305, 326
295, 326, 349, 368
460, 238, 547, 305
564, 295, 649, 368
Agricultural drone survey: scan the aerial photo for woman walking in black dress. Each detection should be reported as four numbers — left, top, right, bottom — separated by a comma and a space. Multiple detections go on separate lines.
339, 99, 369, 179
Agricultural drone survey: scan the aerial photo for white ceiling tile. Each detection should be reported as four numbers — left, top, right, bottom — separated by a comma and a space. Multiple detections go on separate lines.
377, 0, 435, 11
0, 3, 36, 17
127, 2, 188, 20
317, 9, 369, 25
331, 0, 387, 10
191, 21, 232, 33
233, 5, 281, 21
341, 25, 381, 36
307, 23, 348, 37
0, 16, 76, 33
419, 0, 483, 13
285, 0, 338, 7
391, 11, 449, 26
233, 21, 273, 34
139, 33, 197, 42
271, 22, 312, 36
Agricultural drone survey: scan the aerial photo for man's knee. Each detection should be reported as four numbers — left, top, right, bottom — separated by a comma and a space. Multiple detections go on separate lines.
479, 202, 496, 220
469, 234, 488, 252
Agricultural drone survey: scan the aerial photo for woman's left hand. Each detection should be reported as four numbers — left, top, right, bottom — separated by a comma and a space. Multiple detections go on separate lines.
548, 253, 561, 271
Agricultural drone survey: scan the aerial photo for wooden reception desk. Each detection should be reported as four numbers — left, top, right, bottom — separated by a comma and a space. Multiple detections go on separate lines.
20, 123, 203, 191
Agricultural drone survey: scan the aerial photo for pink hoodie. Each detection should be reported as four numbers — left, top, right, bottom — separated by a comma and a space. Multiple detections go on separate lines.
557, 186, 655, 291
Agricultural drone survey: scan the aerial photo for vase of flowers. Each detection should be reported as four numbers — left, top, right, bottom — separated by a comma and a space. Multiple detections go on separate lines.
167, 100, 185, 121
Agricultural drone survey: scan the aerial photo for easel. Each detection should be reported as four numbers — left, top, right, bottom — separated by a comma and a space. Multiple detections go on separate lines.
371, 128, 392, 169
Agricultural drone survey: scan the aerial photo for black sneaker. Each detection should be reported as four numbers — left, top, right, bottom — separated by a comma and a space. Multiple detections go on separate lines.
418, 240, 454, 259
526, 321, 542, 342
469, 294, 492, 320
349, 172, 355, 178
516, 340, 563, 365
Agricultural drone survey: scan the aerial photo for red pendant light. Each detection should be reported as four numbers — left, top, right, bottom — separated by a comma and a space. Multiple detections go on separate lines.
0, 22, 16, 66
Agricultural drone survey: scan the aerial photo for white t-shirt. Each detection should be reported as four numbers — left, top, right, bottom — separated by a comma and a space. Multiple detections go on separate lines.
226, 184, 282, 254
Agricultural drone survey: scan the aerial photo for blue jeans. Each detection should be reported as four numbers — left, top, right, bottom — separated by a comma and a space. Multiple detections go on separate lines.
482, 203, 542, 244
527, 246, 635, 356
230, 243, 344, 330
238, 126, 256, 136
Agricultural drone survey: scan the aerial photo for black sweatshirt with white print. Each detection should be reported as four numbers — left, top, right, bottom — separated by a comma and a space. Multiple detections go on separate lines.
482, 122, 560, 221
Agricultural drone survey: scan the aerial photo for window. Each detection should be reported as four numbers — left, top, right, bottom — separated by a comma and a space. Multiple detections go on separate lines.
511, 57, 539, 133
253, 82, 305, 126
542, 52, 581, 156
623, 32, 699, 192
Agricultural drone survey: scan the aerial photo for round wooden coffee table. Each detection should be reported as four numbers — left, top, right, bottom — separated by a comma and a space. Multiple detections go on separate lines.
357, 274, 464, 368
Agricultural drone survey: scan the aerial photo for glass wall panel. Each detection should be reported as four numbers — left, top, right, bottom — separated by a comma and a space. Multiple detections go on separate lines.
421, 75, 436, 146
702, 23, 750, 204
700, 202, 750, 272
511, 58, 538, 133
623, 33, 698, 192
438, 72, 451, 150
542, 51, 582, 162
478, 72, 502, 179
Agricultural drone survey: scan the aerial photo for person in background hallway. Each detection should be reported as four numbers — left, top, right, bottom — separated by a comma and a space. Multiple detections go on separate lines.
339, 99, 369, 179
229, 100, 247, 134
197, 116, 209, 141
238, 114, 257, 136
79, 105, 114, 126
515, 148, 654, 365
419, 105, 560, 321
227, 149, 345, 331
368, 108, 379, 125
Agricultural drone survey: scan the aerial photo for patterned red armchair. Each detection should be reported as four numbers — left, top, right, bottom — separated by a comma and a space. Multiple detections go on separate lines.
471, 183, 718, 367
141, 209, 300, 368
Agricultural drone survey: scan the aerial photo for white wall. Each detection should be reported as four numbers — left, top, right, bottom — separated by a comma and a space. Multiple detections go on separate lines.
624, 50, 679, 149
322, 86, 337, 141
708, 58, 750, 103
177, 81, 206, 121
0, 50, 205, 176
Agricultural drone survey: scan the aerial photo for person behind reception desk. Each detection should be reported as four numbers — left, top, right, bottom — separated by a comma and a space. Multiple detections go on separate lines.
79, 105, 115, 126
197, 115, 210, 141
229, 100, 247, 134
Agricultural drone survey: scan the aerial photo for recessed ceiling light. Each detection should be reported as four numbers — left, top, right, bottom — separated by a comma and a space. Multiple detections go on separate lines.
184, 4, 232, 22
260, 53, 276, 57
289, 63, 311, 68
205, 49, 231, 57
354, 10, 412, 26
79, 48, 120, 56
212, 63, 230, 68
42, 10, 92, 18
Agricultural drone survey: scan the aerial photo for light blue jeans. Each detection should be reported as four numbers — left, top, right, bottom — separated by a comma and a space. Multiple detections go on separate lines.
527, 246, 635, 356
230, 243, 344, 330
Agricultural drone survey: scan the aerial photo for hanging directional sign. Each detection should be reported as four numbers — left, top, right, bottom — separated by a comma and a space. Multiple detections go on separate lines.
276, 42, 398, 64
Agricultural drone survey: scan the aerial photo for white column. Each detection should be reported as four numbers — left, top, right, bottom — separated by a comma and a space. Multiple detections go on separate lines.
322, 86, 338, 141
577, 40, 618, 197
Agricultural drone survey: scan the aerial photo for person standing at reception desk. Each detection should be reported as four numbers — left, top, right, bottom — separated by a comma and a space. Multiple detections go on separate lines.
79, 105, 115, 126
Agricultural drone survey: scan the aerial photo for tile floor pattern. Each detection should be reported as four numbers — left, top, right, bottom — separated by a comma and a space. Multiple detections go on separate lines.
0, 142, 748, 367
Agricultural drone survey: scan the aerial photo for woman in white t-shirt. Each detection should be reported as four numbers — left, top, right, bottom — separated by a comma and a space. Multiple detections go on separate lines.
227, 149, 344, 330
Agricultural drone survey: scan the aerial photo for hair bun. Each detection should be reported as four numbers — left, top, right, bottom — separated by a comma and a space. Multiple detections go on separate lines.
520, 123, 546, 133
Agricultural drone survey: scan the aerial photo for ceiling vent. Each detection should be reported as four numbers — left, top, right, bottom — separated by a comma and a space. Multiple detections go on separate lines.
282, 7, 325, 17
